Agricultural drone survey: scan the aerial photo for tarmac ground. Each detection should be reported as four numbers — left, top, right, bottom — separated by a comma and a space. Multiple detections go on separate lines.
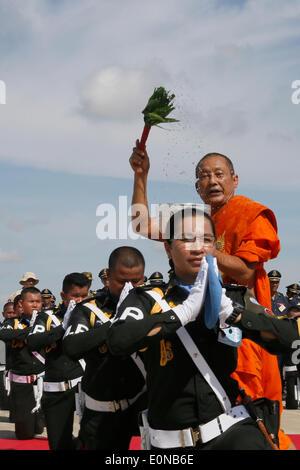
281, 407, 300, 434
0, 407, 299, 443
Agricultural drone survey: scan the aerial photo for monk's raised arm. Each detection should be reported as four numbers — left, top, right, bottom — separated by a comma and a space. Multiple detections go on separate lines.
129, 139, 161, 241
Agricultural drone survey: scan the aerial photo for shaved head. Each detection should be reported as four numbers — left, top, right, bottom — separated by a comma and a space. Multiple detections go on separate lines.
108, 246, 145, 272
196, 153, 235, 179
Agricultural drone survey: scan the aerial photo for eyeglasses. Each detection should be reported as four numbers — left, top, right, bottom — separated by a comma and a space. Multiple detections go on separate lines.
172, 234, 216, 247
196, 169, 234, 183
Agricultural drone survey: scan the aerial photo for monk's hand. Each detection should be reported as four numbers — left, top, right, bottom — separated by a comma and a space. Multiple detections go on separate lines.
129, 140, 150, 175
172, 257, 209, 326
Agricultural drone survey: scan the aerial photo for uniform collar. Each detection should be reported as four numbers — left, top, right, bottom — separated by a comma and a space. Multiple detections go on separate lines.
164, 273, 190, 301
175, 277, 194, 293
55, 302, 67, 320
94, 289, 118, 313
20, 314, 31, 325
107, 289, 119, 304
167, 272, 193, 289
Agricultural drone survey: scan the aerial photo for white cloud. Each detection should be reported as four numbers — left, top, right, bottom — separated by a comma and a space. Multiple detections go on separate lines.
0, 0, 299, 189
78, 65, 169, 121
0, 0, 299, 316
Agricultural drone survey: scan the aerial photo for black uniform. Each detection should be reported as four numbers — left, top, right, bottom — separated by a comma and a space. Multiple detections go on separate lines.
107, 277, 274, 451
0, 316, 19, 413
282, 348, 300, 410
270, 292, 290, 384
0, 315, 45, 439
63, 291, 147, 450
0, 322, 9, 411
234, 302, 300, 351
233, 301, 300, 411
27, 304, 84, 450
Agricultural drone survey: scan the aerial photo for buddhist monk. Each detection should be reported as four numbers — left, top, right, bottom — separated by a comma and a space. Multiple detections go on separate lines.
129, 141, 293, 450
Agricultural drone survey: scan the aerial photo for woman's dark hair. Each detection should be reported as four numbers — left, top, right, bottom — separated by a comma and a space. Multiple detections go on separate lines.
165, 206, 216, 243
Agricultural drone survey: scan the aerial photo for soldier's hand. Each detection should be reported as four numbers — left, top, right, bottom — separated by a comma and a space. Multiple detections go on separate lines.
129, 139, 150, 175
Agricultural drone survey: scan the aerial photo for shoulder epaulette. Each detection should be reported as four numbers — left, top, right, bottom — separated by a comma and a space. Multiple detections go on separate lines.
83, 290, 107, 303
136, 284, 153, 292
136, 283, 168, 293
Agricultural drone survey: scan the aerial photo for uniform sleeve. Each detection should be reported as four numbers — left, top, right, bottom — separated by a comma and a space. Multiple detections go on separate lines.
236, 310, 300, 354
107, 290, 182, 356
63, 304, 111, 360
0, 319, 29, 342
27, 313, 64, 351
234, 212, 280, 263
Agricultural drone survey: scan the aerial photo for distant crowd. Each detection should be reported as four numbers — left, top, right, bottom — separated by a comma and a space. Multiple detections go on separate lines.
2, 268, 300, 323
268, 270, 300, 318
2, 269, 165, 320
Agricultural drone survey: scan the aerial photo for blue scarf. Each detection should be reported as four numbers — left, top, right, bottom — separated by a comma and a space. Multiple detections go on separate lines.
177, 254, 223, 329
204, 254, 223, 329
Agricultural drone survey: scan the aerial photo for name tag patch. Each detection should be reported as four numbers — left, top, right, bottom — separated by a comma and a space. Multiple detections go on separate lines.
218, 323, 242, 347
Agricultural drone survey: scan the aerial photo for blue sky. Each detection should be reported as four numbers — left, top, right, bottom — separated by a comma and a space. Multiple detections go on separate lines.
0, 0, 300, 307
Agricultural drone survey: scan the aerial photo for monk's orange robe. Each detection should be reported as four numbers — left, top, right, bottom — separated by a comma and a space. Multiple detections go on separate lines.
212, 195, 291, 450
